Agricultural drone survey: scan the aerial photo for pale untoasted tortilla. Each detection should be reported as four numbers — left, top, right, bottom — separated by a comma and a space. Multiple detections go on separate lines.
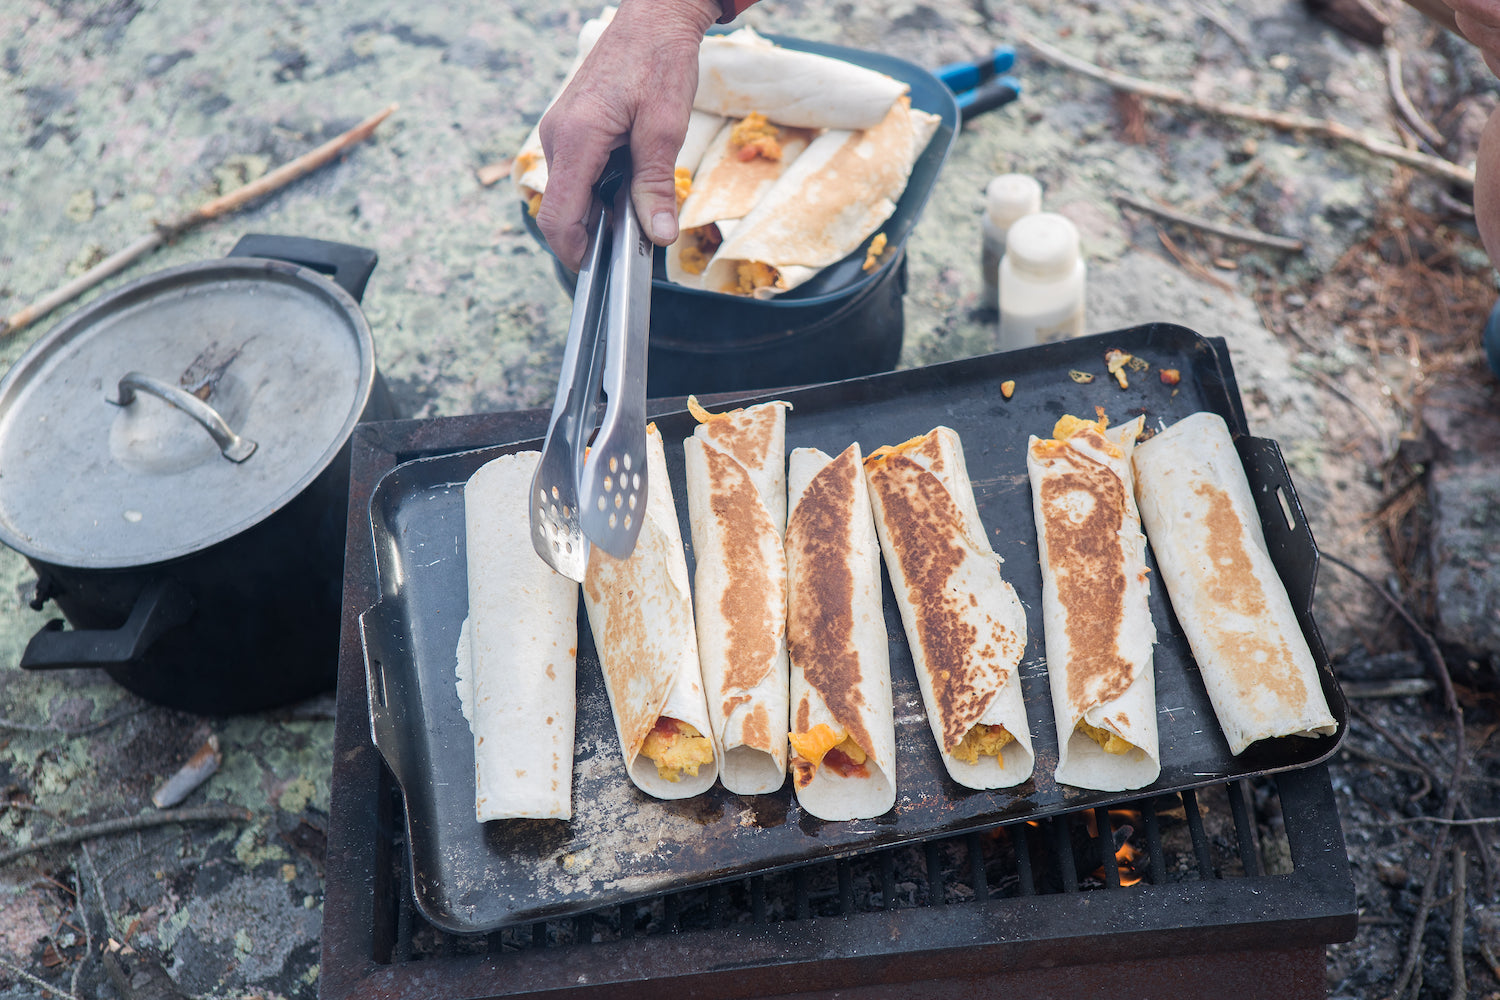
463, 451, 580, 821
865, 427, 1033, 789
667, 118, 818, 287
1027, 415, 1159, 791
582, 425, 718, 799
785, 444, 896, 821
700, 98, 941, 298
1132, 412, 1336, 755
684, 398, 792, 795
696, 27, 908, 129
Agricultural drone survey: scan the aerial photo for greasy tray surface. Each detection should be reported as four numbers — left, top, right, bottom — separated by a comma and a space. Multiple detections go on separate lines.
359, 323, 1348, 934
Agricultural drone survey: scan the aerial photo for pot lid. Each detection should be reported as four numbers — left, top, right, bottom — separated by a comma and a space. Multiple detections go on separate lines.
0, 257, 376, 568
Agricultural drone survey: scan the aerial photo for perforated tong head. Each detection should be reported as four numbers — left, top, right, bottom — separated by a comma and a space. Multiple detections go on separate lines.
529, 147, 652, 581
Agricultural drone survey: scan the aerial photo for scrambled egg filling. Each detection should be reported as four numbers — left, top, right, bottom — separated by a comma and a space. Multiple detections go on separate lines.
674, 166, 693, 208
950, 724, 1014, 765
525, 190, 543, 218
734, 260, 781, 295
1043, 408, 1121, 458
1077, 720, 1135, 755
729, 112, 783, 161
788, 723, 868, 771
678, 224, 722, 276
640, 717, 715, 782
861, 232, 888, 272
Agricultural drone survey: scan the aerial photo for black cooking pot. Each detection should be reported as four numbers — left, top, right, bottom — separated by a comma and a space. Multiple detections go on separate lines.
0, 234, 392, 715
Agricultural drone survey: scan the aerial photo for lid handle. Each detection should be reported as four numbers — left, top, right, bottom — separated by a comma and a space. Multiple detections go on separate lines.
113, 372, 258, 463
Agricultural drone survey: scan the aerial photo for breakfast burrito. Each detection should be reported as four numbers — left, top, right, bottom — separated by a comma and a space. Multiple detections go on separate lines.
1132, 411, 1337, 755
699, 97, 941, 298
785, 443, 896, 821
461, 450, 580, 821
1027, 413, 1159, 791
696, 27, 908, 130
865, 427, 1034, 789
666, 115, 818, 286
511, 8, 616, 214
583, 424, 719, 799
683, 397, 792, 795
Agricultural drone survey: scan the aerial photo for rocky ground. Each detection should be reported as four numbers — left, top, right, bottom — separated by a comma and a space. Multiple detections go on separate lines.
1, 0, 1498, 997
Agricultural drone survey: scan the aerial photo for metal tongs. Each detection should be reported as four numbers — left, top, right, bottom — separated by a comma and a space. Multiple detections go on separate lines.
529, 147, 652, 581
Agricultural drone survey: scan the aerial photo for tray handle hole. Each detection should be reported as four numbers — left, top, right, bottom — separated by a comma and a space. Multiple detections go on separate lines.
1275, 485, 1297, 533
371, 658, 387, 706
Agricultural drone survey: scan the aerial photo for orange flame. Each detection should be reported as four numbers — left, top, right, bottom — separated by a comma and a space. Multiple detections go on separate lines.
1087, 809, 1145, 887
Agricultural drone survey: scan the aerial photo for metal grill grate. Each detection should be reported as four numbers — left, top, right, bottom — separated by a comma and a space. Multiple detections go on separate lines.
381, 777, 1285, 963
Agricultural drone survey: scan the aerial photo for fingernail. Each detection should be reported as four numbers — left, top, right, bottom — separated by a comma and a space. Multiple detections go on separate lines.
651, 211, 677, 243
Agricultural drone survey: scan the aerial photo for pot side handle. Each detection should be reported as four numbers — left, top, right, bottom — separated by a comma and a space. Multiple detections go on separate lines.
21, 578, 195, 671
228, 234, 379, 304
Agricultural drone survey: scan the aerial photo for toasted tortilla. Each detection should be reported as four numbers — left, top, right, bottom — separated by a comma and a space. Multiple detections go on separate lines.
667, 117, 818, 287
696, 27, 908, 130
582, 425, 718, 799
1132, 412, 1336, 755
865, 427, 1034, 789
699, 97, 941, 299
684, 397, 792, 794
785, 443, 896, 821
462, 451, 580, 821
1027, 414, 1159, 791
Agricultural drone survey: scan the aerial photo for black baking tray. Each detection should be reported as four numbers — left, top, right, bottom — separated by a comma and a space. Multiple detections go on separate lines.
358, 323, 1348, 934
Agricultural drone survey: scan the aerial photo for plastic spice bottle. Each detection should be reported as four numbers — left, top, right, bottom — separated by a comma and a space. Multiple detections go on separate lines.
997, 211, 1086, 351
980, 173, 1043, 312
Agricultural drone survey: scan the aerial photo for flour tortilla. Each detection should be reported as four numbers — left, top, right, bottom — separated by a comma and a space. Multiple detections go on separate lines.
785, 444, 896, 821
582, 425, 718, 799
696, 27, 908, 130
511, 8, 617, 205
865, 427, 1033, 789
684, 398, 792, 794
463, 451, 580, 821
666, 118, 817, 287
1027, 415, 1159, 791
1132, 411, 1337, 755
699, 97, 941, 299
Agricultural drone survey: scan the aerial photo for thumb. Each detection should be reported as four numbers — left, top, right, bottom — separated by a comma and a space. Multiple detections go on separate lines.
629, 139, 685, 248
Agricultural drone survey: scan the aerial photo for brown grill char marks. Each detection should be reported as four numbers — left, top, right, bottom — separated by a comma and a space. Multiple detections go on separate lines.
742, 703, 770, 752
868, 453, 996, 751
1194, 481, 1308, 706
704, 446, 782, 696
786, 446, 873, 757
1036, 441, 1133, 712
703, 402, 778, 472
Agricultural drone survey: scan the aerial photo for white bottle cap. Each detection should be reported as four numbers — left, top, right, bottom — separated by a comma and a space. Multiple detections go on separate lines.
985, 174, 1043, 229
1005, 212, 1080, 281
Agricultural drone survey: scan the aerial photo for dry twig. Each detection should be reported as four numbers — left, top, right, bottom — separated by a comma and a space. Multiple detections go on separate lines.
1450, 844, 1467, 1000
1116, 191, 1305, 252
1017, 30, 1474, 188
1385, 45, 1444, 152
0, 804, 253, 867
0, 103, 398, 342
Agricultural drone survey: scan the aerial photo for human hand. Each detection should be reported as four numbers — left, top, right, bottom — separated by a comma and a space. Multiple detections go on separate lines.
537, 0, 721, 271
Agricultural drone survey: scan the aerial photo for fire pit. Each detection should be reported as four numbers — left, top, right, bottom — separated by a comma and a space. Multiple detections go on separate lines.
321, 399, 1357, 1000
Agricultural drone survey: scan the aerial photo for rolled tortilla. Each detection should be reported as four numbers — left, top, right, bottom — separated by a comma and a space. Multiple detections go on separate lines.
785, 443, 896, 821
512, 7, 617, 211
1132, 412, 1337, 755
462, 451, 580, 821
1027, 413, 1159, 791
583, 425, 719, 799
696, 27, 908, 130
700, 97, 941, 299
667, 116, 818, 287
865, 427, 1034, 789
684, 397, 792, 795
